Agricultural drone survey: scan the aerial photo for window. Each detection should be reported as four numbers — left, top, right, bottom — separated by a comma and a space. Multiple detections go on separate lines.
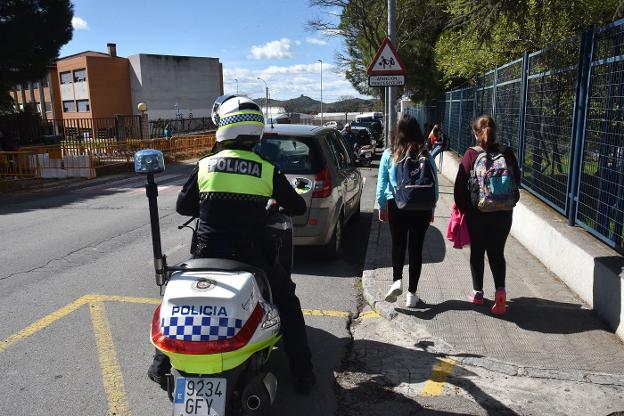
73, 69, 87, 82
336, 133, 356, 166
60, 71, 72, 84
16, 84, 22, 91
326, 133, 352, 170
255, 136, 322, 174
76, 99, 90, 112
42, 77, 49, 88
63, 100, 76, 112
32, 81, 39, 89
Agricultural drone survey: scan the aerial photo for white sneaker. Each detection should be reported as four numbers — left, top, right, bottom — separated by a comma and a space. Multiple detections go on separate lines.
405, 292, 419, 308
384, 280, 403, 303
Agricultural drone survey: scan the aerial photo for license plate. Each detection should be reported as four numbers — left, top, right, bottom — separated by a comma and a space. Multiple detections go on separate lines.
173, 377, 227, 416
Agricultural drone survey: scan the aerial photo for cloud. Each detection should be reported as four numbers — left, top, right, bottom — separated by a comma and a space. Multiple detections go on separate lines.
305, 37, 327, 46
222, 63, 370, 101
71, 16, 89, 30
295, 40, 302, 45
249, 38, 292, 60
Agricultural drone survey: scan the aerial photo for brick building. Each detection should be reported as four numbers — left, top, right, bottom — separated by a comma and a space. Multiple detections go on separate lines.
8, 43, 223, 123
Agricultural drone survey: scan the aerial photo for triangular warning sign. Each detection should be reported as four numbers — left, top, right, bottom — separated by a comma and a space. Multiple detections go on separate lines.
367, 37, 407, 76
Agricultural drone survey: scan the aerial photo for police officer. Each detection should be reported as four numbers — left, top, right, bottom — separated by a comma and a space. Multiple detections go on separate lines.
148, 95, 315, 394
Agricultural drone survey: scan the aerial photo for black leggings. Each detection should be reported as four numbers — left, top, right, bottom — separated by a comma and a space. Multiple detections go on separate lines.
387, 199, 431, 293
466, 210, 513, 291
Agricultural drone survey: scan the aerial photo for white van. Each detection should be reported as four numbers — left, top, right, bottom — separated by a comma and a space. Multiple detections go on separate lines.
354, 112, 383, 123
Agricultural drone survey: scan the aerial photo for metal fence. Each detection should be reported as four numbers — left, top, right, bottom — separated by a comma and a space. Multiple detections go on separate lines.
414, 18, 624, 252
0, 133, 216, 180
148, 117, 216, 138
0, 114, 145, 145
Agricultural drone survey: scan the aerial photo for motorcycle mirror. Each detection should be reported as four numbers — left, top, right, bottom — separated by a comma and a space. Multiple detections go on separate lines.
134, 149, 165, 174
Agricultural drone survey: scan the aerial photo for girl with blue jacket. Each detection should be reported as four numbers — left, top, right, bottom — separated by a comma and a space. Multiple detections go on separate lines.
376, 115, 439, 307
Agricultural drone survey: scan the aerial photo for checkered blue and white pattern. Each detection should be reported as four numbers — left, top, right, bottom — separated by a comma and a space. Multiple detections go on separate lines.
219, 113, 264, 128
161, 316, 244, 341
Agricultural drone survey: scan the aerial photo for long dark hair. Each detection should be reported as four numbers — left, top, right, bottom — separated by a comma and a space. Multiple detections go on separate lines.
392, 115, 426, 163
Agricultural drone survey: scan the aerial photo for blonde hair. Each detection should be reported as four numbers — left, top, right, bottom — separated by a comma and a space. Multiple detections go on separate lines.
472, 115, 496, 148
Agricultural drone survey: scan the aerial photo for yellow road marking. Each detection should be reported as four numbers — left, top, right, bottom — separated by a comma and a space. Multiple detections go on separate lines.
301, 308, 350, 318
359, 310, 380, 319
420, 357, 456, 396
89, 302, 131, 416
0, 293, 360, 416
1, 294, 356, 353
0, 296, 88, 353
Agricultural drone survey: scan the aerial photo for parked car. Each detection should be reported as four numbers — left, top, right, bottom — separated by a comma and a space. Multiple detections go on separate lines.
351, 120, 383, 147
256, 124, 364, 257
324, 121, 338, 128
350, 125, 375, 147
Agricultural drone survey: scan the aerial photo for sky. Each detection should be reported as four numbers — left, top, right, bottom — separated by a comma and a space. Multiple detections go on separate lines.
60, 0, 368, 102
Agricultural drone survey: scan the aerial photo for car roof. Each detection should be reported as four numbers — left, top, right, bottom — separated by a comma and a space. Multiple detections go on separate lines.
261, 123, 334, 137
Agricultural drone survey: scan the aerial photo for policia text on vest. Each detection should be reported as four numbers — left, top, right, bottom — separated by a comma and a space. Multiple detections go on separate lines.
206, 157, 262, 178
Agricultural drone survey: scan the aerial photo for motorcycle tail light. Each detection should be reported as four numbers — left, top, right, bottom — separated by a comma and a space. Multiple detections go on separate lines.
152, 303, 263, 355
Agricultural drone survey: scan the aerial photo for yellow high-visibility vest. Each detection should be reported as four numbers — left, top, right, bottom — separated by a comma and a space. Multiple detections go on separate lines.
197, 149, 274, 197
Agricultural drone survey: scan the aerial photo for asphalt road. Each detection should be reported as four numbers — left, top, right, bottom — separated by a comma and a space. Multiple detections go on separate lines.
0, 163, 376, 416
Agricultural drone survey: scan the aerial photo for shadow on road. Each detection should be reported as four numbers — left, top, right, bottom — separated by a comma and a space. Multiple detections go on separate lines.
293, 212, 373, 278
268, 325, 517, 416
399, 297, 609, 335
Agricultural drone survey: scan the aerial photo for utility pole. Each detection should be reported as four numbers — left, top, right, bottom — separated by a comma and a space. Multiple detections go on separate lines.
257, 77, 269, 118
387, 0, 396, 147
318, 59, 324, 125
234, 78, 239, 95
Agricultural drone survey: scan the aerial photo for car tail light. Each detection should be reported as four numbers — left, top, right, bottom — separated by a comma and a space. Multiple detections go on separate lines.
312, 166, 332, 198
151, 303, 264, 355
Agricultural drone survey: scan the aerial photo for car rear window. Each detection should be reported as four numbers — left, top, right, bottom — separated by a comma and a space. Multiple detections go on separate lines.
256, 136, 323, 174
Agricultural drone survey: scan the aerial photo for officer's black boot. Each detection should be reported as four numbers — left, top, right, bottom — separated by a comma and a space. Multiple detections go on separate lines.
147, 349, 171, 390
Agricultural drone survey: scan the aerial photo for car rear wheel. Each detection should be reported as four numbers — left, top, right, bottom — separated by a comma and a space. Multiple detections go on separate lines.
323, 213, 343, 259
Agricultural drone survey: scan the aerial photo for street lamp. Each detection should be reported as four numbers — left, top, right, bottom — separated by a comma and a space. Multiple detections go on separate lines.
318, 59, 323, 125
257, 77, 269, 119
234, 78, 239, 95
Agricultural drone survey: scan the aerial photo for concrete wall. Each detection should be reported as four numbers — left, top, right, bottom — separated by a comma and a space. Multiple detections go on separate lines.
436, 150, 624, 340
128, 54, 222, 120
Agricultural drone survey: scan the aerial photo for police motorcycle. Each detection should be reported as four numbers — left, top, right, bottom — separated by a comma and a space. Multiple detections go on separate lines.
134, 149, 297, 416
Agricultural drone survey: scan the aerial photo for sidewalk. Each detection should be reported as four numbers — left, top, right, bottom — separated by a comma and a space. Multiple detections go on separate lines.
362, 174, 624, 378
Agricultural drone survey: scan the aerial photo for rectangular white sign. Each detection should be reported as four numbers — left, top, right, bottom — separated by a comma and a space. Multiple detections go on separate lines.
368, 75, 405, 87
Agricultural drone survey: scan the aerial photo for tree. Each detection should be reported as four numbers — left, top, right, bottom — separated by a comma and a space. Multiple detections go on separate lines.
0, 0, 73, 108
435, 0, 621, 88
309, 0, 448, 103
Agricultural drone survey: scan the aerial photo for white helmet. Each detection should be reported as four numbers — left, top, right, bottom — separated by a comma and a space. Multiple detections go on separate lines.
211, 95, 264, 143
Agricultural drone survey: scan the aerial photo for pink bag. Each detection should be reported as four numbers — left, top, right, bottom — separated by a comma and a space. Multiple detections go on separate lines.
447, 204, 471, 249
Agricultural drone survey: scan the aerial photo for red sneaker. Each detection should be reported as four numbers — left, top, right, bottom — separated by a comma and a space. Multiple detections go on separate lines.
469, 290, 484, 305
491, 289, 506, 315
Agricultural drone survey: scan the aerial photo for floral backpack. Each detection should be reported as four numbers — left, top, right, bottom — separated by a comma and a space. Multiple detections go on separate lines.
468, 145, 516, 212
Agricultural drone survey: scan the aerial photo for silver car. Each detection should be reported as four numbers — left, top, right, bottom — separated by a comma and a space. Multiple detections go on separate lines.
257, 124, 363, 257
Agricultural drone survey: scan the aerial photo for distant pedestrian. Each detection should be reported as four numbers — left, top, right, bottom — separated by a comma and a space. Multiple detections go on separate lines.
163, 124, 172, 140
453, 115, 521, 315
376, 115, 439, 308
428, 124, 444, 160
